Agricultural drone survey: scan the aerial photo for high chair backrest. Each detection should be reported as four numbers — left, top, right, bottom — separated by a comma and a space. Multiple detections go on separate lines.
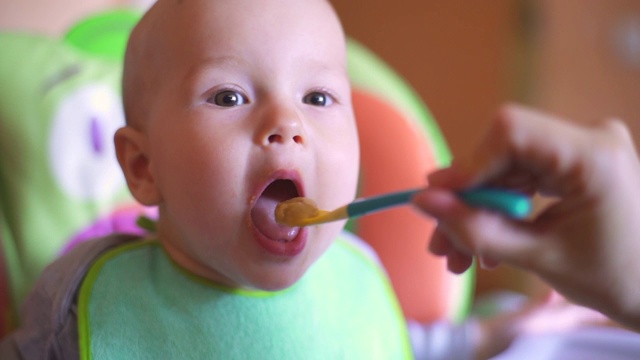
0, 10, 145, 336
347, 41, 473, 323
0, 10, 473, 337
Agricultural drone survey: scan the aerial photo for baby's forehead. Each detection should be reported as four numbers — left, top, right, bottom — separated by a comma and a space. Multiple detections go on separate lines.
124, 0, 346, 122
144, 1, 344, 62
147, 0, 338, 36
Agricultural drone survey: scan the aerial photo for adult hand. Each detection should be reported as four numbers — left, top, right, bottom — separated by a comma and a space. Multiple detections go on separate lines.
413, 104, 640, 329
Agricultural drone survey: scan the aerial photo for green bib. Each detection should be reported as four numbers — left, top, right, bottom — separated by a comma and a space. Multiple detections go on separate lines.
78, 238, 413, 359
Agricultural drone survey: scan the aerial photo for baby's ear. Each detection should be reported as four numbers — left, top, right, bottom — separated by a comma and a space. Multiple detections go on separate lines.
114, 126, 161, 205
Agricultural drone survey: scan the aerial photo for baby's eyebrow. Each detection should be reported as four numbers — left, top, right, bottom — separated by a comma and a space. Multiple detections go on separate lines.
183, 56, 246, 83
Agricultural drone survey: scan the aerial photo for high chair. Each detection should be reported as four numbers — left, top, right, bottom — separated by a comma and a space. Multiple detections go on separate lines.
0, 9, 473, 338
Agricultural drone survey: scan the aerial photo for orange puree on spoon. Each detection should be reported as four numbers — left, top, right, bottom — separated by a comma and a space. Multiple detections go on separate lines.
276, 197, 321, 227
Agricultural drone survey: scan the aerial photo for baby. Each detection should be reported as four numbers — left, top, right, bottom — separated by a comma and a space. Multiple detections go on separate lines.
117, 0, 359, 295
0, 0, 609, 359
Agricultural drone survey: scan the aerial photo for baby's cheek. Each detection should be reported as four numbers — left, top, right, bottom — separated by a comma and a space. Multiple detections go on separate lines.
320, 147, 359, 190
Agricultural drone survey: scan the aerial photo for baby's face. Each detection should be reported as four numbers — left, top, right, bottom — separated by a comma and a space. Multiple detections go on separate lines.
137, 0, 359, 290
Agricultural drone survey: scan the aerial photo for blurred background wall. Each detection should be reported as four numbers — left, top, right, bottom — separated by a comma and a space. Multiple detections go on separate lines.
334, 0, 640, 160
2, 0, 639, 298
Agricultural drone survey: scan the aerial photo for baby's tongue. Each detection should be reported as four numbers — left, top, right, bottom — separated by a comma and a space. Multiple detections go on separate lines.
251, 182, 300, 241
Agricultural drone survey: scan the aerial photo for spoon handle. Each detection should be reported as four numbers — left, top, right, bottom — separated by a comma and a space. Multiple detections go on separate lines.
347, 187, 531, 220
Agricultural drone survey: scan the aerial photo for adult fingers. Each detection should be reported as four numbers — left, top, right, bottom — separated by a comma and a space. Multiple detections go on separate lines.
414, 187, 544, 270
432, 104, 598, 198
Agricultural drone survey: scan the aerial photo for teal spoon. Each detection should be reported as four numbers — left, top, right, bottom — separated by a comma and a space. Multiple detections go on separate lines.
276, 187, 532, 227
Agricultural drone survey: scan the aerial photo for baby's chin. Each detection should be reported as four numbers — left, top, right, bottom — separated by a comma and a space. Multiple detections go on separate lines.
238, 263, 313, 292
242, 244, 335, 292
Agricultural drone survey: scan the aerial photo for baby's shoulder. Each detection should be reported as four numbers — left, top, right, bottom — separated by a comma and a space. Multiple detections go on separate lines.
36, 234, 142, 300
5, 234, 143, 359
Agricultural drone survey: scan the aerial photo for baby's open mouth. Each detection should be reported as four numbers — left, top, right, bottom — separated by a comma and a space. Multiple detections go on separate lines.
251, 179, 301, 242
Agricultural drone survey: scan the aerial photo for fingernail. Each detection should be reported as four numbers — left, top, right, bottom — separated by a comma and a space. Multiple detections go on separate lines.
478, 255, 491, 270
478, 254, 500, 270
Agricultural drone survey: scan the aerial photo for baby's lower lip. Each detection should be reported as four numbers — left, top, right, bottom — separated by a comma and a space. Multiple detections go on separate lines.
251, 224, 307, 257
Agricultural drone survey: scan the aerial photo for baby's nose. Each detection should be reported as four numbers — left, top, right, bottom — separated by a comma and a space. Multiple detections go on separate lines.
267, 132, 304, 145
257, 103, 306, 146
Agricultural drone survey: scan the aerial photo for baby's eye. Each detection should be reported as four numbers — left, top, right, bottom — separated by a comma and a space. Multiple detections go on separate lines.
303, 91, 333, 107
208, 90, 247, 107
